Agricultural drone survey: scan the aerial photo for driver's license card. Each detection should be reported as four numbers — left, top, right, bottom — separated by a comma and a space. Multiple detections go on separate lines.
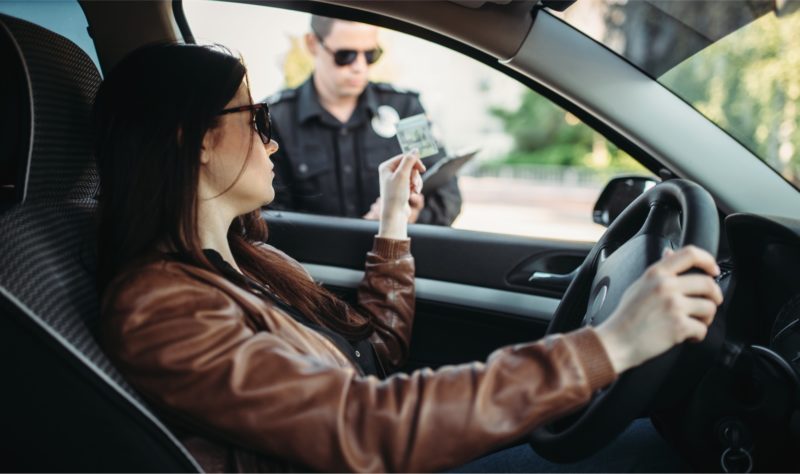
395, 113, 439, 159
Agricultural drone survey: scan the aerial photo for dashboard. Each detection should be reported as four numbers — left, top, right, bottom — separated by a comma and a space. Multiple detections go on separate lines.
660, 213, 800, 471
725, 213, 800, 380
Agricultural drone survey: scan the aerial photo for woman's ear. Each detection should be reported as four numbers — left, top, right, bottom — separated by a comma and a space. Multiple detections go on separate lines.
178, 125, 210, 159
199, 129, 215, 164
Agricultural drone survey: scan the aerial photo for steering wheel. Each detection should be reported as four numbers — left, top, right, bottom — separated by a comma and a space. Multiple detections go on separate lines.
529, 179, 720, 462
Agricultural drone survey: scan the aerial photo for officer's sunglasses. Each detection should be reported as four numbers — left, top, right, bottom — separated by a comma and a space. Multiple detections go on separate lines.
217, 101, 272, 145
315, 33, 383, 67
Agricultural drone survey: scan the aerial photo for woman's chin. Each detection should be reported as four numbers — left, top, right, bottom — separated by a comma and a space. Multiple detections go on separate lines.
262, 192, 275, 208
238, 193, 273, 215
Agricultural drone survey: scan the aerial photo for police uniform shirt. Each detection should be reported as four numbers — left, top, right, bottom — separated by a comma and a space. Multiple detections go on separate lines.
266, 77, 462, 226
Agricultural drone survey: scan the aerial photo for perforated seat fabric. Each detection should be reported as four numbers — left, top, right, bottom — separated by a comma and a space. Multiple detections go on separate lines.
0, 14, 200, 472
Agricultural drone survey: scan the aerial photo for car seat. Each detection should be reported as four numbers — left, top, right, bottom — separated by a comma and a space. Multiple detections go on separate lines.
0, 13, 201, 472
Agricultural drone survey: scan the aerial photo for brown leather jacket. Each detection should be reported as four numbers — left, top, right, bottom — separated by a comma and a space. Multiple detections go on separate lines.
100, 237, 616, 472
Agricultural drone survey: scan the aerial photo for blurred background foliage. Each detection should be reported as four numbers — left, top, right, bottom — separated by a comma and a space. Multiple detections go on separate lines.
487, 91, 644, 172
486, 2, 799, 183
283, 36, 314, 89
660, 9, 800, 184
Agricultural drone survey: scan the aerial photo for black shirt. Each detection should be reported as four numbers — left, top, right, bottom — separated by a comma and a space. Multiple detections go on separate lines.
266, 77, 462, 225
201, 249, 383, 378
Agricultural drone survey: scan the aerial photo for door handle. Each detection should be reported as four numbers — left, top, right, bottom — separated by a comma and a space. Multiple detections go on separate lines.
506, 251, 587, 294
528, 268, 578, 291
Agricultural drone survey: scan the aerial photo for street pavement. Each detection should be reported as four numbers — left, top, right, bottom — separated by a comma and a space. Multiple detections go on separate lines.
450, 176, 607, 242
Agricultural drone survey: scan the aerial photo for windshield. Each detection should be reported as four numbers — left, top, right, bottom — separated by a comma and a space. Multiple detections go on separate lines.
554, 0, 800, 187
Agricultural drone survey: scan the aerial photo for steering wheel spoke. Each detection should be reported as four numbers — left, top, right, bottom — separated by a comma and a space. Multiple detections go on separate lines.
638, 201, 683, 243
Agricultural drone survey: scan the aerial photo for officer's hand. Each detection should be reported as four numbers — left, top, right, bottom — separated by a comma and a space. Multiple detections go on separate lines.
364, 194, 425, 223
408, 193, 425, 223
363, 198, 381, 220
375, 152, 425, 239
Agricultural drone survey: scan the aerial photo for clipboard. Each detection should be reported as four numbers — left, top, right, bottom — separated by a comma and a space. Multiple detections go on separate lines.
421, 147, 479, 195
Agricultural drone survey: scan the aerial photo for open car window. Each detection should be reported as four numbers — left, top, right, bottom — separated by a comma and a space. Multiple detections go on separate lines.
183, 0, 653, 242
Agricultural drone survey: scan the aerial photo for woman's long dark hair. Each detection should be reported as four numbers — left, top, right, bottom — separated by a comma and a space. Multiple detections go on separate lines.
93, 43, 371, 340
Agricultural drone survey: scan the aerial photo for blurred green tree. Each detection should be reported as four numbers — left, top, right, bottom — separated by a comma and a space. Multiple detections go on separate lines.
488, 90, 644, 171
283, 36, 314, 89
660, 10, 800, 183
490, 3, 800, 183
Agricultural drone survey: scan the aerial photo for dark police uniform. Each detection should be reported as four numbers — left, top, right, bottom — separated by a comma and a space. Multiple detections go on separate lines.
265, 76, 462, 225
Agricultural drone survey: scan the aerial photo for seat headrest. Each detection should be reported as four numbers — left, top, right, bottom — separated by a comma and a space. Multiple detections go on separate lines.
0, 14, 101, 205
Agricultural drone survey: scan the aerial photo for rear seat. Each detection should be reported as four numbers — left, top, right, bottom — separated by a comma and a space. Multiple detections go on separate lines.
0, 14, 201, 472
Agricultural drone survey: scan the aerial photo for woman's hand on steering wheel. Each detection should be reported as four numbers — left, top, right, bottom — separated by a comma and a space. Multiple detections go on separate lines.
595, 245, 724, 375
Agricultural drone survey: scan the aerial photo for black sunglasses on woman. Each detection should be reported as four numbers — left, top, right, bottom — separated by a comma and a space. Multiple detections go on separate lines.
217, 101, 272, 144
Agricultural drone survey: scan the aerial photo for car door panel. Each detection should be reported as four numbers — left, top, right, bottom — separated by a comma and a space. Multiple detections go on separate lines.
264, 211, 592, 295
264, 211, 593, 369
303, 262, 561, 370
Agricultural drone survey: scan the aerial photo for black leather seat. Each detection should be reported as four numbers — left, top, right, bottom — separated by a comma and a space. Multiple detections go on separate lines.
0, 14, 201, 472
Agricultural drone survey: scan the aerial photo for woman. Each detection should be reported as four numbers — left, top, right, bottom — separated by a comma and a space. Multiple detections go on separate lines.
94, 43, 722, 473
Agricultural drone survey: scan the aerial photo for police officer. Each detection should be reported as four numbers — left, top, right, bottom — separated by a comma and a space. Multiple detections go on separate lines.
266, 15, 462, 225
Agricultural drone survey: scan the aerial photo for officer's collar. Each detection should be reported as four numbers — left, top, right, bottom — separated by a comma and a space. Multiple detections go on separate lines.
297, 76, 327, 124
363, 84, 381, 118
298, 76, 379, 124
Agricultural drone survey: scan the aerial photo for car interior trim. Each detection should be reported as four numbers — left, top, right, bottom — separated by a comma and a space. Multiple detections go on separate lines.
302, 262, 560, 321
0, 18, 33, 204
0, 285, 203, 471
305, 0, 536, 60
79, 1, 182, 72
170, 0, 195, 44
751, 345, 800, 395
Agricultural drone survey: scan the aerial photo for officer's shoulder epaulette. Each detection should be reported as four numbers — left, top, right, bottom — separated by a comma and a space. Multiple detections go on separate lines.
372, 82, 420, 97
264, 88, 298, 105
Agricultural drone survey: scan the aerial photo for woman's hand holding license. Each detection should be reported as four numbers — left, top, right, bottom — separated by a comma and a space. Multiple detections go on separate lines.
375, 151, 425, 239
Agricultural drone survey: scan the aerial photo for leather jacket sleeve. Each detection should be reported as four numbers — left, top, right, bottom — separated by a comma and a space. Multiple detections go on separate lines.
359, 238, 415, 372
100, 239, 616, 473
259, 237, 414, 372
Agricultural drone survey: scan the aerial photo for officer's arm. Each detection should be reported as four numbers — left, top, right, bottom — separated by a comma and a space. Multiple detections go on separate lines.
417, 178, 462, 225
404, 97, 462, 226
266, 124, 296, 212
